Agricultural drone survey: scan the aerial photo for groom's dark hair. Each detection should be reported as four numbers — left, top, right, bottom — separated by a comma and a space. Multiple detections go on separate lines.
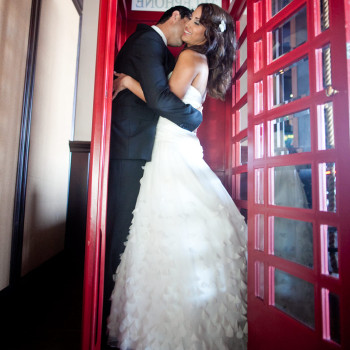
157, 6, 192, 24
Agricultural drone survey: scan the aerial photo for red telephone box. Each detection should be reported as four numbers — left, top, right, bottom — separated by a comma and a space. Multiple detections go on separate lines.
82, 0, 350, 349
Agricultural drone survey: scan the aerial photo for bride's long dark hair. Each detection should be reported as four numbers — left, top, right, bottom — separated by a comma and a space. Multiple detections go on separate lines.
184, 3, 236, 101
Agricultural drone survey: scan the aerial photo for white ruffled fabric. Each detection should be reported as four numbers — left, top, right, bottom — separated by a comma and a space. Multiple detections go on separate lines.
107, 86, 248, 350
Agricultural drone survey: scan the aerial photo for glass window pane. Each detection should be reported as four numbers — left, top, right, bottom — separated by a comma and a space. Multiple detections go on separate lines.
273, 165, 312, 208
272, 0, 293, 16
239, 70, 248, 99
323, 289, 341, 344
237, 172, 248, 200
320, 0, 330, 32
328, 292, 341, 344
238, 8, 247, 37
254, 80, 264, 114
232, 113, 236, 137
239, 104, 248, 131
240, 138, 248, 165
322, 45, 332, 88
237, 38, 247, 70
272, 6, 307, 60
255, 123, 264, 159
272, 56, 309, 107
271, 109, 311, 156
319, 162, 336, 212
318, 102, 335, 150
232, 174, 236, 199
274, 269, 315, 328
255, 168, 264, 204
255, 261, 264, 299
255, 214, 264, 250
273, 217, 313, 268
254, 1, 262, 32
232, 83, 236, 106
321, 225, 339, 278
254, 40, 263, 72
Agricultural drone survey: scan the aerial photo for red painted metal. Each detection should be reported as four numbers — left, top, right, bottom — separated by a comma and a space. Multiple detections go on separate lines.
243, 0, 350, 348
229, 0, 248, 215
83, 0, 349, 349
81, 0, 117, 349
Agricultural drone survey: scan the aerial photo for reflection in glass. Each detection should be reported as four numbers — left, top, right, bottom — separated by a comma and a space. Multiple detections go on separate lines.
232, 113, 236, 137
255, 123, 264, 159
271, 109, 311, 156
273, 164, 312, 208
254, 1, 262, 32
239, 104, 248, 131
274, 217, 313, 268
322, 225, 339, 278
255, 261, 264, 299
237, 38, 247, 70
238, 8, 247, 37
239, 70, 248, 98
318, 102, 335, 150
255, 80, 263, 114
320, 0, 330, 32
232, 84, 236, 107
255, 214, 264, 250
322, 45, 332, 88
240, 138, 248, 165
275, 269, 315, 328
272, 7, 307, 59
237, 172, 248, 200
272, 57, 309, 107
254, 40, 263, 72
319, 162, 336, 212
272, 0, 293, 16
255, 168, 264, 204
329, 292, 341, 344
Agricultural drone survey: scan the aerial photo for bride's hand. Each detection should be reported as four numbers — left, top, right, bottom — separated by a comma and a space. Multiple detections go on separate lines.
113, 72, 129, 99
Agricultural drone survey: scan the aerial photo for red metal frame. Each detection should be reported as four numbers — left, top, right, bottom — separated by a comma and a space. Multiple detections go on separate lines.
82, 1, 231, 349
81, 0, 117, 349
228, 0, 248, 216
83, 0, 350, 349
244, 0, 350, 348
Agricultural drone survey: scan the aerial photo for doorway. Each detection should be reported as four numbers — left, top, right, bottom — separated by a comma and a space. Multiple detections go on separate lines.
83, 0, 350, 349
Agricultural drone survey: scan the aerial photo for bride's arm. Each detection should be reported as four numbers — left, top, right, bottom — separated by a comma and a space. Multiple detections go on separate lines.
113, 50, 200, 101
113, 72, 146, 101
168, 50, 198, 99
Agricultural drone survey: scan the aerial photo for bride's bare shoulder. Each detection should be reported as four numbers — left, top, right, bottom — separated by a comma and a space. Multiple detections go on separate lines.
177, 49, 207, 67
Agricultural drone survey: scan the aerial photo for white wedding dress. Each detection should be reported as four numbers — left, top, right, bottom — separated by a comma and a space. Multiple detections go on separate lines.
107, 85, 248, 350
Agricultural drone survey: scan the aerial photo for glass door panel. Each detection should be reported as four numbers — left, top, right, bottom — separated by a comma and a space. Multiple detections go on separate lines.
245, 0, 350, 348
230, 1, 248, 222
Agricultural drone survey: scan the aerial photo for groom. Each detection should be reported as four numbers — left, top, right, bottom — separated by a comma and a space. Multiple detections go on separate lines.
103, 5, 202, 338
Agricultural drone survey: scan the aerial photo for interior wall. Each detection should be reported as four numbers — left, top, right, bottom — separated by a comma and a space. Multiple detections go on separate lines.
73, 0, 100, 141
0, 0, 32, 291
21, 0, 80, 276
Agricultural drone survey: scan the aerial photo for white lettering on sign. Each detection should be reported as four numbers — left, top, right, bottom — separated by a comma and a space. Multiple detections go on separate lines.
132, 0, 222, 11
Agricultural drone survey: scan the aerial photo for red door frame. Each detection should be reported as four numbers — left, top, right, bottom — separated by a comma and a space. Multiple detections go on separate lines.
82, 0, 350, 349
81, 1, 230, 349
81, 0, 117, 349
244, 0, 350, 349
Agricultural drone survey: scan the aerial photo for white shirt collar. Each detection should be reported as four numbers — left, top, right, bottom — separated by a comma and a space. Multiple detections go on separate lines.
151, 25, 167, 46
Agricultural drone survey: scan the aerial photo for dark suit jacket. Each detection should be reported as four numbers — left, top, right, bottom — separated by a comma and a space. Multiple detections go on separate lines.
110, 24, 203, 161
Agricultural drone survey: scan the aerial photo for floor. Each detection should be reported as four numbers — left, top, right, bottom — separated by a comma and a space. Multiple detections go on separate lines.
1, 253, 84, 350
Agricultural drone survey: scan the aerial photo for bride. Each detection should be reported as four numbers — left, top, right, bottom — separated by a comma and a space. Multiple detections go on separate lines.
107, 4, 247, 349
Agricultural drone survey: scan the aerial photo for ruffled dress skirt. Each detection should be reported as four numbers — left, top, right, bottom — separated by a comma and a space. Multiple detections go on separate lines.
107, 109, 247, 349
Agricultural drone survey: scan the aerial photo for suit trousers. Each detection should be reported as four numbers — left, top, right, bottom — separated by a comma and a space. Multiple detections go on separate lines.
103, 158, 146, 337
